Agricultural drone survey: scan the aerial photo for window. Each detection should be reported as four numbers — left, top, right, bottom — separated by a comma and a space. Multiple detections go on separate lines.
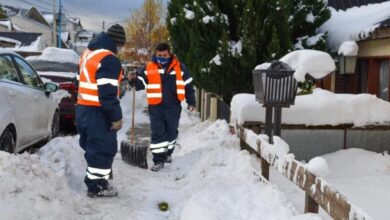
357, 59, 368, 93
14, 56, 43, 90
0, 55, 20, 83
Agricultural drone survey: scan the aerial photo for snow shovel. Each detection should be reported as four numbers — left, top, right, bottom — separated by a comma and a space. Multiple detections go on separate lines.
120, 87, 148, 169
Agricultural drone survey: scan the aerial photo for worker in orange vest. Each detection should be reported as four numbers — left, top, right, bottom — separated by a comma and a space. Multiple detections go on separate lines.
76, 24, 125, 197
128, 43, 196, 171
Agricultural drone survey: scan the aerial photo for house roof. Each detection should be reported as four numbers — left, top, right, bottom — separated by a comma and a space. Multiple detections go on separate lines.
328, 0, 389, 11
0, 32, 41, 46
320, 1, 390, 51
24, 6, 50, 27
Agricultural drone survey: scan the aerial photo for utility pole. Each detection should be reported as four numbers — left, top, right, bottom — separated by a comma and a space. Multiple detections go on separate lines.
58, 0, 62, 48
102, 20, 105, 31
52, 0, 57, 47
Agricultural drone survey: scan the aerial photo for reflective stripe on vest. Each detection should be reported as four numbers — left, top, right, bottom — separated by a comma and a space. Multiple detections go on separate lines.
145, 57, 185, 105
77, 49, 122, 106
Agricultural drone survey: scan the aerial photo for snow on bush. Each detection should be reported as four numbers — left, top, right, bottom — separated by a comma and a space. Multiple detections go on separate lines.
230, 88, 390, 126
184, 8, 195, 20
279, 50, 335, 82
338, 41, 358, 56
306, 157, 330, 177
26, 47, 79, 64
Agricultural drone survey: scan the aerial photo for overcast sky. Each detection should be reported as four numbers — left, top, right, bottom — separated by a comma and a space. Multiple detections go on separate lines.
0, 0, 160, 31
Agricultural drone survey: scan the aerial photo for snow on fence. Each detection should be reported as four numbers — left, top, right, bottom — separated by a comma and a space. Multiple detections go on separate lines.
237, 125, 373, 220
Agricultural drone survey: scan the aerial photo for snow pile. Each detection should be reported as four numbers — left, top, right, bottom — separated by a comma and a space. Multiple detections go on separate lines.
231, 88, 390, 126
279, 50, 336, 82
172, 120, 317, 220
0, 151, 79, 219
319, 2, 390, 51
306, 157, 329, 177
26, 47, 79, 64
338, 41, 358, 56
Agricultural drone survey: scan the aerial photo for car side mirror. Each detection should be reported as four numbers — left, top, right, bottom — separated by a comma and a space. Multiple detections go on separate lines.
45, 82, 58, 96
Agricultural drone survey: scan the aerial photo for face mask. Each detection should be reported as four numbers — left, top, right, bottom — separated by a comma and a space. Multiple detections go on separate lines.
156, 57, 170, 65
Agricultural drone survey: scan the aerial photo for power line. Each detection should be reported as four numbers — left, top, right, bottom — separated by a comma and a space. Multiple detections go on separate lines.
15, 0, 52, 11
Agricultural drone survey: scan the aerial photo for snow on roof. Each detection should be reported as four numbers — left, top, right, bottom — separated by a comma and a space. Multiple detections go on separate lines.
43, 14, 53, 24
230, 88, 390, 127
0, 36, 21, 47
319, 1, 390, 51
279, 50, 336, 82
338, 41, 359, 56
0, 20, 12, 31
13, 36, 41, 52
26, 47, 79, 64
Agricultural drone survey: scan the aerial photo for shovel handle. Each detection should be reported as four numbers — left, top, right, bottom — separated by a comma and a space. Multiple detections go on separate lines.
131, 86, 136, 145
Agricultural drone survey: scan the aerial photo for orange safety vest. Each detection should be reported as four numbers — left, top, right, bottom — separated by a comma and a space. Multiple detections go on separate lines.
77, 49, 122, 107
145, 56, 185, 105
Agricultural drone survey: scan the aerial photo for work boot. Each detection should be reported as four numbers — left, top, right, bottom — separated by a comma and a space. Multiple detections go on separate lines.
151, 162, 164, 172
87, 184, 118, 198
165, 155, 172, 163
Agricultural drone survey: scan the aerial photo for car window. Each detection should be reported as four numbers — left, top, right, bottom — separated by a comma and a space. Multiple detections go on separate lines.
14, 56, 44, 90
0, 56, 20, 83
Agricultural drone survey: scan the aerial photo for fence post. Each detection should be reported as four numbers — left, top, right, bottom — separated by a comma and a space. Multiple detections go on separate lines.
201, 89, 205, 121
304, 193, 319, 214
261, 158, 270, 180
195, 87, 202, 113
210, 96, 218, 122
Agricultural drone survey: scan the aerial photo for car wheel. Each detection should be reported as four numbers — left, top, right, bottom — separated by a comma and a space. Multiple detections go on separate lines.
50, 111, 60, 139
0, 127, 16, 153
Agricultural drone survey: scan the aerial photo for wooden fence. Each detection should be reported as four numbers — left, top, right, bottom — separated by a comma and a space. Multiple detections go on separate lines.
196, 88, 230, 122
238, 124, 373, 220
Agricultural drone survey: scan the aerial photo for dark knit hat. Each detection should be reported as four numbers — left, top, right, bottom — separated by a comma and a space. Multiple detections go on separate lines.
107, 24, 126, 47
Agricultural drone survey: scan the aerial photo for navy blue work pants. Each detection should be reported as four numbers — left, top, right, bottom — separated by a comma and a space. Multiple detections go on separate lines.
149, 104, 181, 164
76, 105, 117, 192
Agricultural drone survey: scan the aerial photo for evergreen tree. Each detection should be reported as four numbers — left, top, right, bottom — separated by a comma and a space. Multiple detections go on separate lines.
288, 0, 330, 50
167, 0, 331, 103
0, 4, 7, 19
167, 0, 227, 86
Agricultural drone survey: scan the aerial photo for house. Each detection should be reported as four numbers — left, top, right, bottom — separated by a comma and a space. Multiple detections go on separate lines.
0, 32, 43, 57
73, 29, 95, 54
0, 19, 14, 31
318, 0, 390, 101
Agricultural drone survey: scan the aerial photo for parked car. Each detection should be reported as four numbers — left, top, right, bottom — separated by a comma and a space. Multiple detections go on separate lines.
0, 49, 59, 153
27, 47, 79, 128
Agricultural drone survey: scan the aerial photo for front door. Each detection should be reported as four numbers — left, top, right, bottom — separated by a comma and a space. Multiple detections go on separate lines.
379, 60, 389, 101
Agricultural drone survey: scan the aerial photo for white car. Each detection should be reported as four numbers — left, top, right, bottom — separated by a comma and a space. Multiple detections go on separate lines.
0, 50, 60, 153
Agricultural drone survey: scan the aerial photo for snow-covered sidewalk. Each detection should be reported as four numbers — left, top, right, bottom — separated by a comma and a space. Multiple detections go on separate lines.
0, 91, 321, 220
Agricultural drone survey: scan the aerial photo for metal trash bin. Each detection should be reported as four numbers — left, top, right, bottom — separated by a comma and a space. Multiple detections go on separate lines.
252, 61, 298, 143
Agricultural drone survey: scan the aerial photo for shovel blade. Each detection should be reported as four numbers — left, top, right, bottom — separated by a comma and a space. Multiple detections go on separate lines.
120, 140, 148, 169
